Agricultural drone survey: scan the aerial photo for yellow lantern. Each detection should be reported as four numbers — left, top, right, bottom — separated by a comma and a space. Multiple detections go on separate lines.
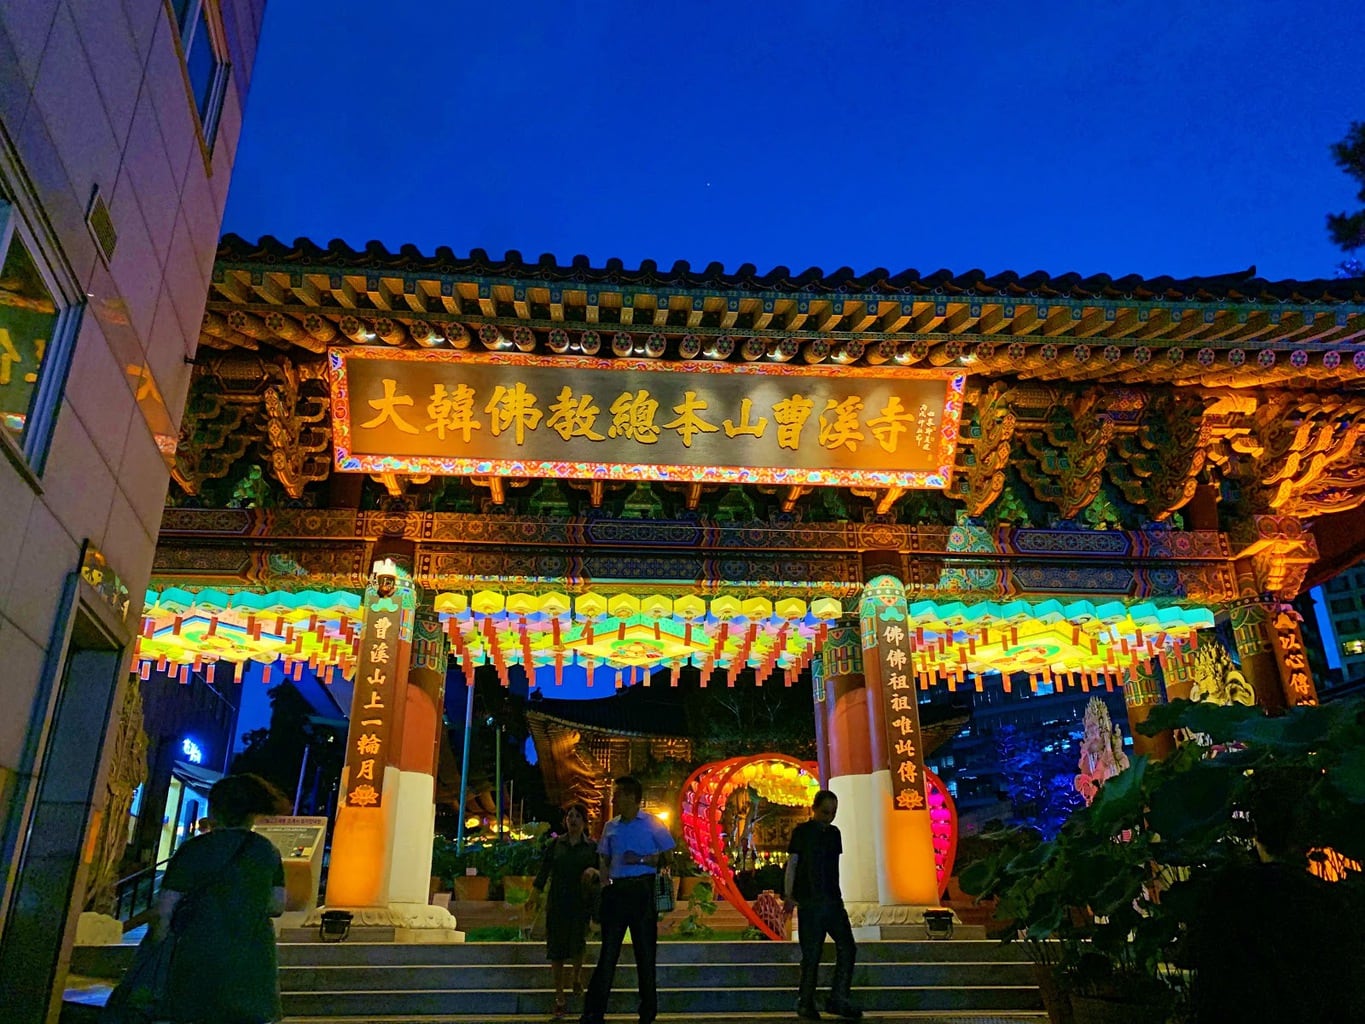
642, 594, 673, 618
674, 594, 707, 621
608, 593, 640, 619
711, 595, 742, 621
742, 597, 773, 621
539, 592, 571, 617
575, 592, 608, 619
811, 597, 843, 620
506, 592, 538, 616
433, 592, 468, 614
775, 597, 807, 621
471, 591, 505, 615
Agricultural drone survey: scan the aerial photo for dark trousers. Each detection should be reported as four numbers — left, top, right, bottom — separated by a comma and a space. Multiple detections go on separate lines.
797, 899, 856, 1008
581, 875, 658, 1024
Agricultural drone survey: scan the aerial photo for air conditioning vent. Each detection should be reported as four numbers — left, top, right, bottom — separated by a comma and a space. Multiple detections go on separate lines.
86, 187, 117, 263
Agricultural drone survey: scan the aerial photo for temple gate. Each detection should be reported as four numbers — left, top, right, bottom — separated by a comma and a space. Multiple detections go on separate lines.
135, 239, 1365, 931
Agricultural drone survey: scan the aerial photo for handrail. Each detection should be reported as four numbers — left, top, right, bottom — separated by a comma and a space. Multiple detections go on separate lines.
112, 858, 170, 929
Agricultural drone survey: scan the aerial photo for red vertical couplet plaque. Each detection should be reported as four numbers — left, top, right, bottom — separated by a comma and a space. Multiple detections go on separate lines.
861, 574, 929, 812
340, 562, 417, 808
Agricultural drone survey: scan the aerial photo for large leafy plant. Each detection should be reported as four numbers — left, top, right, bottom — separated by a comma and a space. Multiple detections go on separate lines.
961, 697, 1365, 1009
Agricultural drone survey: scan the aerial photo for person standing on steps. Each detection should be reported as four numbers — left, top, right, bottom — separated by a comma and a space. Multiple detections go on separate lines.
784, 790, 861, 1021
578, 776, 675, 1024
532, 803, 599, 1019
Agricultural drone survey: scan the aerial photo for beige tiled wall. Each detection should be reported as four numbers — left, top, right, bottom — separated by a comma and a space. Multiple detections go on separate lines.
0, 0, 262, 796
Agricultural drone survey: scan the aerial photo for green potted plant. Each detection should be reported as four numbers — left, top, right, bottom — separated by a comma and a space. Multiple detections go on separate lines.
963, 697, 1365, 1024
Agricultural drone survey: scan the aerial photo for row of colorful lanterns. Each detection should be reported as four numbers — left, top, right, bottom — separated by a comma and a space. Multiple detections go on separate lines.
434, 590, 844, 622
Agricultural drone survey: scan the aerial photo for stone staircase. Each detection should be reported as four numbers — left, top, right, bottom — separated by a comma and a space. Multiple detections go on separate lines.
66, 938, 1042, 1021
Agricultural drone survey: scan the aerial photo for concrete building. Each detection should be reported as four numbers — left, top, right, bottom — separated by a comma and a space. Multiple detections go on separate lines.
0, 2, 265, 1019
1323, 568, 1365, 684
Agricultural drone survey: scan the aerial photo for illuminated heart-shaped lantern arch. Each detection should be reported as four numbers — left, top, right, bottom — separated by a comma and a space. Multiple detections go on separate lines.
680, 753, 959, 940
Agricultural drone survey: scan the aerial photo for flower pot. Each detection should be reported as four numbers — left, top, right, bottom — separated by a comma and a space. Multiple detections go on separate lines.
1032, 963, 1074, 1024
1068, 993, 1163, 1024
454, 874, 491, 901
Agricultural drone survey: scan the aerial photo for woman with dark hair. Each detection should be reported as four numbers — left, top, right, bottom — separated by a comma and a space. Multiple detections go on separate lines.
532, 802, 599, 1018
153, 773, 289, 1023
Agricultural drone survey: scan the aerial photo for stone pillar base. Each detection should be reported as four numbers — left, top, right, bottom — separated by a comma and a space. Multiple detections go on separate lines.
74, 912, 124, 946
303, 902, 463, 942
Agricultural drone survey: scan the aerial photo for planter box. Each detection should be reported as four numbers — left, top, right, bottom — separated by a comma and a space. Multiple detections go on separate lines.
453, 875, 491, 901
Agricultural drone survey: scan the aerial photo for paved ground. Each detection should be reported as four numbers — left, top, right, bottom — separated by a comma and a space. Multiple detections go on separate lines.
282, 1016, 1048, 1023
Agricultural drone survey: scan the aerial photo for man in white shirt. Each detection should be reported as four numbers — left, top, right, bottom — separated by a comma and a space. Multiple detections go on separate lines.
579, 775, 675, 1024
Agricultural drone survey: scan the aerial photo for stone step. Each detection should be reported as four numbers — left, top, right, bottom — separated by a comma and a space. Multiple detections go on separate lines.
283, 984, 1041, 1017
71, 939, 1033, 976
65, 938, 1043, 1020
280, 960, 1038, 991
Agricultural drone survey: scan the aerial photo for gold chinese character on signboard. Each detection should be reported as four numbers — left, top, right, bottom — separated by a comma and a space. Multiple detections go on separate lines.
371, 616, 392, 641
361, 378, 420, 434
888, 673, 910, 691
890, 694, 911, 712
608, 390, 662, 444
363, 691, 385, 711
357, 759, 376, 781
356, 733, 382, 756
897, 761, 919, 783
882, 624, 905, 645
663, 391, 719, 448
818, 397, 865, 452
485, 382, 543, 443
891, 717, 915, 739
366, 669, 387, 688
894, 737, 917, 757
723, 397, 768, 438
866, 396, 916, 454
546, 386, 606, 441
369, 643, 390, 665
887, 648, 907, 670
426, 383, 481, 441
772, 394, 815, 450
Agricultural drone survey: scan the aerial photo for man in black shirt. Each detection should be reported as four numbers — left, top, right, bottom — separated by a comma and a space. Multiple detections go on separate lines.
784, 790, 860, 1021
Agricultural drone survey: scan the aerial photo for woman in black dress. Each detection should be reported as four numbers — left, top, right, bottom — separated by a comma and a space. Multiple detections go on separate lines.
154, 773, 288, 1023
532, 803, 599, 1018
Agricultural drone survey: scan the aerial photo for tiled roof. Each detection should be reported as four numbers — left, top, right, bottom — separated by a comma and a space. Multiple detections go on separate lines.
218, 234, 1365, 305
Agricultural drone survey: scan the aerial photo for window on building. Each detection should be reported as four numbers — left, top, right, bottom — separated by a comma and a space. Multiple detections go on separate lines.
0, 197, 82, 471
171, 0, 230, 149
1330, 597, 1358, 614
1344, 639, 1365, 657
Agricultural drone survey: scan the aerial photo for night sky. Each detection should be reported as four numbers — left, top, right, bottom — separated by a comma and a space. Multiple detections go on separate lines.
224, 1, 1364, 282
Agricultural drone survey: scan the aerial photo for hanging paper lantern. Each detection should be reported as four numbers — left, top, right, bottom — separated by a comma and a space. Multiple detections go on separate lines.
471, 591, 505, 615
741, 597, 773, 621
711, 595, 742, 621
774, 597, 807, 621
641, 594, 673, 618
539, 592, 571, 617
506, 592, 538, 616
810, 597, 842, 620
432, 592, 467, 614
607, 593, 640, 619
674, 594, 707, 621
575, 592, 608, 619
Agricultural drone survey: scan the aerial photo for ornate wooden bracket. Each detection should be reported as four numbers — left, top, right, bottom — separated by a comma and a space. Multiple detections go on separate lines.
1017, 389, 1114, 520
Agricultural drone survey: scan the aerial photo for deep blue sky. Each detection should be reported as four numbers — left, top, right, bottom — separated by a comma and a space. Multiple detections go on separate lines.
225, 2, 1362, 283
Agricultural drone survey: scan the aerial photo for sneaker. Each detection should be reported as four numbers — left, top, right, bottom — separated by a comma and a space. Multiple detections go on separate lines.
797, 1004, 822, 1021
826, 999, 863, 1020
